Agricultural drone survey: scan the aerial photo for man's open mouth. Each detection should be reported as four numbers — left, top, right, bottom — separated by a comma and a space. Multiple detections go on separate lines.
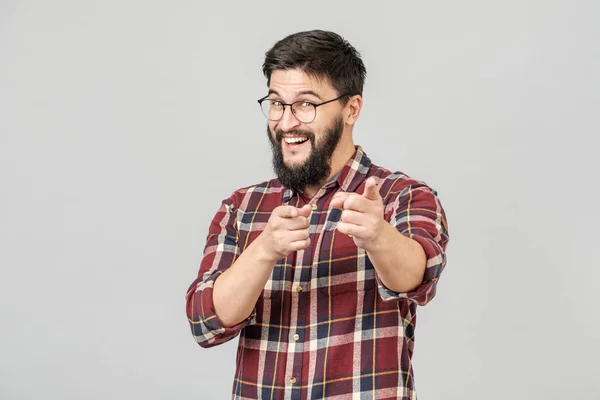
284, 136, 309, 145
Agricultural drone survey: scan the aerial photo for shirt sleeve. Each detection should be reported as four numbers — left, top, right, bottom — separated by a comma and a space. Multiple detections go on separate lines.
376, 182, 450, 306
185, 195, 257, 348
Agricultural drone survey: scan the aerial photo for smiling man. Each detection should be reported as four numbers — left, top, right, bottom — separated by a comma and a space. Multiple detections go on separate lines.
186, 30, 449, 400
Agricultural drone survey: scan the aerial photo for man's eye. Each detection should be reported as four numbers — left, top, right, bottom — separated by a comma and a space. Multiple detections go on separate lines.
272, 100, 283, 106
300, 102, 313, 107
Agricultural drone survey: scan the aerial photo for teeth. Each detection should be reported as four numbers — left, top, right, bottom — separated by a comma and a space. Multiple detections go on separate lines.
284, 137, 308, 144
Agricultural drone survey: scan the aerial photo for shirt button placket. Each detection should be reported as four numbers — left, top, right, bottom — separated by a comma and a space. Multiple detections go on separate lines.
289, 204, 313, 397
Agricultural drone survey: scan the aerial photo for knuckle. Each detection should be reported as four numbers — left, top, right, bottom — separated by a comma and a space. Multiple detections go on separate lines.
346, 195, 357, 208
277, 206, 290, 216
344, 196, 352, 208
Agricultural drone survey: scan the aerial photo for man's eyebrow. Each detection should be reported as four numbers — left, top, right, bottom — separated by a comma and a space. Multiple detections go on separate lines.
297, 90, 322, 100
266, 89, 322, 100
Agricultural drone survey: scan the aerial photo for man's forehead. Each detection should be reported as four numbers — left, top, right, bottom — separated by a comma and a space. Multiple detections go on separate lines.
269, 69, 332, 96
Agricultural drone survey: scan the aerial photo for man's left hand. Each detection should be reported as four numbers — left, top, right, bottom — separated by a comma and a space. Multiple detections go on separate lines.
329, 176, 386, 251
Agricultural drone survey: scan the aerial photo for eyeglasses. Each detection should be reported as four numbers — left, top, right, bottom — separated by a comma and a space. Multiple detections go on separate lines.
257, 94, 351, 123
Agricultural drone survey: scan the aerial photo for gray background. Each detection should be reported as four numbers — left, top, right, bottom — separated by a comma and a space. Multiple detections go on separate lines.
1, 0, 598, 399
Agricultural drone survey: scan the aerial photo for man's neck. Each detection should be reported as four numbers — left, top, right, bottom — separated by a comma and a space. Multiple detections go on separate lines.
303, 140, 356, 199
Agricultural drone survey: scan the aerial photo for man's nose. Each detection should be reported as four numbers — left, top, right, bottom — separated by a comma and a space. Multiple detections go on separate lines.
277, 106, 301, 132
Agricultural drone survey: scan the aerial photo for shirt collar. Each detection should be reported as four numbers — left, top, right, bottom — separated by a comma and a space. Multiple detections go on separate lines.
282, 146, 371, 202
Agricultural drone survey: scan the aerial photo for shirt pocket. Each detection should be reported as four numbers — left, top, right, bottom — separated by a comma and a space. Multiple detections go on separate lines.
316, 230, 376, 296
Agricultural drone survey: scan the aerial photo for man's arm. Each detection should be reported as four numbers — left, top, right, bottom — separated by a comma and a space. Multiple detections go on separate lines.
211, 237, 277, 328
331, 176, 449, 303
213, 204, 312, 327
186, 200, 312, 347
186, 197, 248, 348
364, 222, 427, 293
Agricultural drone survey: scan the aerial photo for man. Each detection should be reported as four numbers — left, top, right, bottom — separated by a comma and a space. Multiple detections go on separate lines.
186, 30, 449, 400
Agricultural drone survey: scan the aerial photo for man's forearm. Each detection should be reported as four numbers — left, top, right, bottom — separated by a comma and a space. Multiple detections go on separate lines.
213, 236, 275, 328
366, 222, 427, 293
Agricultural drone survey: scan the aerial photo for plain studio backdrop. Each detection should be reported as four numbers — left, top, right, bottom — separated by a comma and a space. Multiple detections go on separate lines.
1, 1, 598, 399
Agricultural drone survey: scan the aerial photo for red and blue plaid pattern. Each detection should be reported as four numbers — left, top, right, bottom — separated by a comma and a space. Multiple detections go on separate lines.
186, 147, 449, 399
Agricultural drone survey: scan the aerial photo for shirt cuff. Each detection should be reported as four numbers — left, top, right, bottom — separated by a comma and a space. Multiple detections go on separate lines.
375, 233, 445, 306
189, 270, 257, 347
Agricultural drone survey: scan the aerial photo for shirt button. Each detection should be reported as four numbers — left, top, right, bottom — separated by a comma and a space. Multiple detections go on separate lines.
293, 334, 300, 341
295, 286, 303, 293
290, 377, 297, 385
311, 203, 318, 211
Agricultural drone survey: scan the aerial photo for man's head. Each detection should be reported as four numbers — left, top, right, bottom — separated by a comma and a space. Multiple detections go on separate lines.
261, 30, 366, 193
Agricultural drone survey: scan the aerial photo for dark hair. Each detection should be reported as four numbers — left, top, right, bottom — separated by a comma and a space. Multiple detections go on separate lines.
262, 30, 366, 103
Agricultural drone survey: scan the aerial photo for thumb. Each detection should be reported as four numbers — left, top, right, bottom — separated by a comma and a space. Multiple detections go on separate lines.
297, 204, 312, 218
362, 177, 381, 201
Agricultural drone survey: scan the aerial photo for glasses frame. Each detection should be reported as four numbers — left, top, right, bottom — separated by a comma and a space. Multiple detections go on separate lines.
257, 93, 353, 123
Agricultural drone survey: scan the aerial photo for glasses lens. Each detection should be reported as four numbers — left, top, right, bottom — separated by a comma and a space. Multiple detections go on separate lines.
261, 99, 284, 121
292, 102, 316, 123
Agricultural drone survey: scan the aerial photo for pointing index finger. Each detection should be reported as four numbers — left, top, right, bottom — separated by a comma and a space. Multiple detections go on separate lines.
362, 177, 381, 201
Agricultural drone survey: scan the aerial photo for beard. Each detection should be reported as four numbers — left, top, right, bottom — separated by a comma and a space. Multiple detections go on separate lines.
267, 116, 344, 194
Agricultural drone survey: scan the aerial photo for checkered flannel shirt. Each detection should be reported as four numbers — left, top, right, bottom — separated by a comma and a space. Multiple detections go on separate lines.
186, 146, 449, 399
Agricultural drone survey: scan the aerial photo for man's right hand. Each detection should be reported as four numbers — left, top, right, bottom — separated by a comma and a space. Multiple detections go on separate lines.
258, 204, 312, 262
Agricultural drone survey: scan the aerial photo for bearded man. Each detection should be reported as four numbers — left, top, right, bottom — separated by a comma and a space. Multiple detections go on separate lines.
186, 29, 449, 400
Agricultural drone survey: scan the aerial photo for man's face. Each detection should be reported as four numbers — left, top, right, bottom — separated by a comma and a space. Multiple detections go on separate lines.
266, 69, 346, 193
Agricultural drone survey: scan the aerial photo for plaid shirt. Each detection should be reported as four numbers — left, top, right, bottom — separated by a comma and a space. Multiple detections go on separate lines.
186, 146, 449, 400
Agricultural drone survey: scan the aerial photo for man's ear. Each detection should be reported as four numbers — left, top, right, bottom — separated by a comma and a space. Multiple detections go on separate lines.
345, 95, 363, 126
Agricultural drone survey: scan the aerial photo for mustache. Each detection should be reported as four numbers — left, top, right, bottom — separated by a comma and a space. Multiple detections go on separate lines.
274, 129, 316, 143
